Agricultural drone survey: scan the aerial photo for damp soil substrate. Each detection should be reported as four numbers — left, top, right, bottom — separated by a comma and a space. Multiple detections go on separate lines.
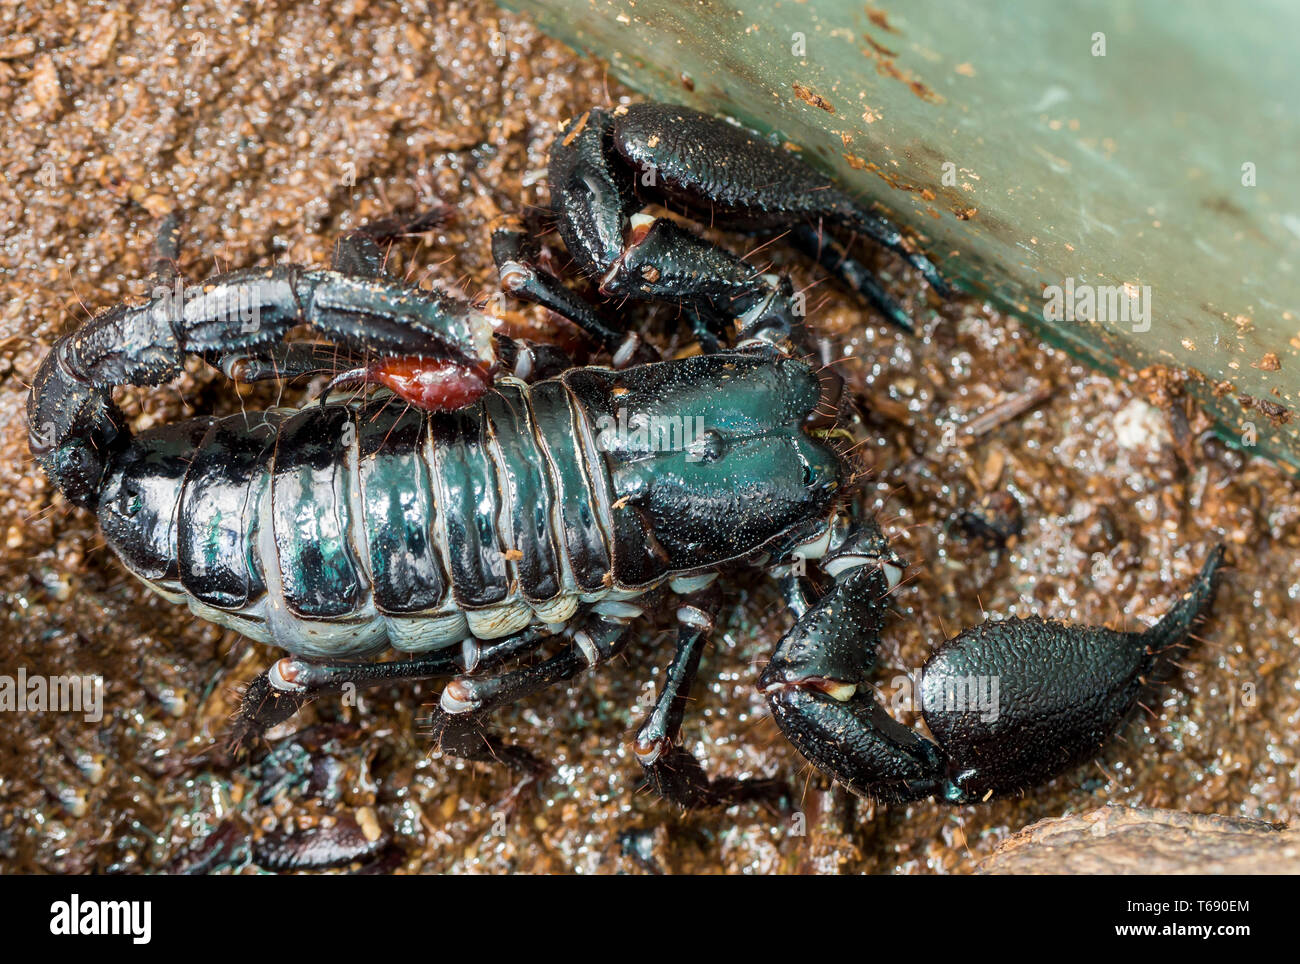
0, 0, 1296, 874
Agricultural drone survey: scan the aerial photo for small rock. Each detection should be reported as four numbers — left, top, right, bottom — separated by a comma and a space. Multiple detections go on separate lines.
980, 806, 1300, 874
27, 55, 63, 117
1115, 398, 1172, 451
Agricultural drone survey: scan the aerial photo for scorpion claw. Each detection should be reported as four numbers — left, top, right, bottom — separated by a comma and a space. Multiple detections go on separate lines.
762, 542, 1225, 804
514, 100, 949, 357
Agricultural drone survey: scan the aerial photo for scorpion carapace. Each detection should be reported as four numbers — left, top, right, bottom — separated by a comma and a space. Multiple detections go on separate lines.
28, 101, 1223, 819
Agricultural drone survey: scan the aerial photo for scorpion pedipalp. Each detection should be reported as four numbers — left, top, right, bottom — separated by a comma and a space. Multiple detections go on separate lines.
760, 539, 1225, 804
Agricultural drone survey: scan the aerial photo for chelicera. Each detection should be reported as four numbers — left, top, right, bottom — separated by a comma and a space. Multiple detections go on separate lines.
28, 102, 1222, 815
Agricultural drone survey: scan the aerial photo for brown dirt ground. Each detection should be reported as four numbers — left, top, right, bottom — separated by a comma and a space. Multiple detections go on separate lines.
0, 0, 1297, 874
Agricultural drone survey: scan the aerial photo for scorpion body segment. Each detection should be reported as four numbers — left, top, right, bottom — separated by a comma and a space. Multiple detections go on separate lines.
95, 349, 840, 662
28, 102, 1226, 832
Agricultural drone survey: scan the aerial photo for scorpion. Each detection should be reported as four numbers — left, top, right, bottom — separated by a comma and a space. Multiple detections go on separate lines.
29, 102, 1223, 811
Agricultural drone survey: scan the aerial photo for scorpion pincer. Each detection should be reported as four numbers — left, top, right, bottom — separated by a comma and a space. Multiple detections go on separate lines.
28, 102, 1223, 809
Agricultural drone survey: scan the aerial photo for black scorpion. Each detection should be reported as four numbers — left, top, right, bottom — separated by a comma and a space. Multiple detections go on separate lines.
29, 103, 1223, 810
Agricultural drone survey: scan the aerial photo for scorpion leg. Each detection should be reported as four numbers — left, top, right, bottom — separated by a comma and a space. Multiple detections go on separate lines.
491, 332, 575, 383
759, 521, 1226, 804
438, 612, 634, 715
332, 230, 387, 278
598, 210, 844, 363
787, 223, 917, 334
230, 651, 461, 751
209, 342, 361, 386
331, 208, 451, 277
428, 610, 636, 775
149, 210, 184, 288
491, 218, 657, 368
683, 312, 725, 355
229, 627, 558, 750
425, 708, 547, 777
634, 583, 786, 809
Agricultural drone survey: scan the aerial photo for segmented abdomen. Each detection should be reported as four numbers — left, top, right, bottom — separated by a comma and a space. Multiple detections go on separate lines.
110, 376, 620, 659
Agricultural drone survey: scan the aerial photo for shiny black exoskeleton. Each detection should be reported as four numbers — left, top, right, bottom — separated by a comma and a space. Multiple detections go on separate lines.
491, 101, 950, 357
27, 101, 1224, 824
760, 543, 1223, 803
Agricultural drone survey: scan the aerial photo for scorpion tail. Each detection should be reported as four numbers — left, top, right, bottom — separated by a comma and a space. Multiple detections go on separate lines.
1138, 544, 1226, 683
27, 305, 150, 509
26, 209, 303, 509
29, 215, 503, 507
25, 261, 303, 509
28, 218, 188, 508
